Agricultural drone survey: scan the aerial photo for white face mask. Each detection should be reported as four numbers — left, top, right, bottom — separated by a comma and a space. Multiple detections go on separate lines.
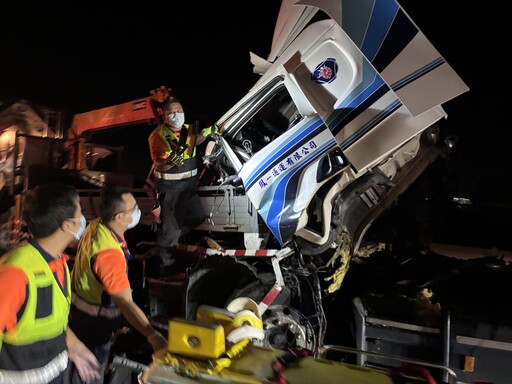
167, 112, 185, 129
124, 207, 141, 229
68, 215, 87, 241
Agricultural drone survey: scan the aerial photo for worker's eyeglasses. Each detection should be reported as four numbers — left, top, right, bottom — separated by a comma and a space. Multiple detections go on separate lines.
114, 204, 138, 217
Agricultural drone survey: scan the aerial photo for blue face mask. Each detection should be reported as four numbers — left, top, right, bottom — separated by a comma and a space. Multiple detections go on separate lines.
68, 215, 87, 241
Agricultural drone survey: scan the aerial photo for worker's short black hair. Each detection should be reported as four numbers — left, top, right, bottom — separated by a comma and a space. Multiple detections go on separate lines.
99, 185, 131, 223
163, 96, 182, 108
22, 183, 79, 238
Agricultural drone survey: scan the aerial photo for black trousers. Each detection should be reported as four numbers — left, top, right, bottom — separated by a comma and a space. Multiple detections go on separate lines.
156, 175, 206, 266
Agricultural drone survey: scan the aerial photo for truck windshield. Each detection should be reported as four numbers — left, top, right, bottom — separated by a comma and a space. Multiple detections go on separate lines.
229, 85, 301, 162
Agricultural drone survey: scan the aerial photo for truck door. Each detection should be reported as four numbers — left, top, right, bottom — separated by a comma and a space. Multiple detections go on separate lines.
227, 80, 340, 246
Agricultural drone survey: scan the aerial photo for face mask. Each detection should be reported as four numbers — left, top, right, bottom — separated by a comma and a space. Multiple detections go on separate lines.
68, 215, 87, 241
167, 112, 185, 129
125, 207, 141, 229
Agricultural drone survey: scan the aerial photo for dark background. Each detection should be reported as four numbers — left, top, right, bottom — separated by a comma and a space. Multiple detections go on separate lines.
0, 2, 491, 121
0, 1, 509, 250
0, 2, 281, 121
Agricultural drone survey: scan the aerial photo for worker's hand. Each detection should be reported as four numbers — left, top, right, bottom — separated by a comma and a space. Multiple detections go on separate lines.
68, 341, 102, 383
147, 331, 168, 352
210, 124, 221, 141
202, 124, 220, 139
167, 153, 184, 167
210, 132, 221, 142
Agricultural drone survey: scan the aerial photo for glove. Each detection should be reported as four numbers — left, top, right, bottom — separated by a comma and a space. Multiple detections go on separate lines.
167, 153, 184, 167
68, 341, 102, 383
147, 331, 168, 352
202, 124, 220, 139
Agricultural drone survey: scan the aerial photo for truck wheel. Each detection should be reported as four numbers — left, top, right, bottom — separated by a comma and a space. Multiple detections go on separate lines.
225, 273, 317, 353
256, 305, 317, 352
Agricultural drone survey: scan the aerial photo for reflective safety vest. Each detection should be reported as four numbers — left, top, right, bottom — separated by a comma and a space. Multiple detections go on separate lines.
0, 241, 70, 381
150, 123, 216, 175
71, 221, 125, 314
149, 123, 197, 173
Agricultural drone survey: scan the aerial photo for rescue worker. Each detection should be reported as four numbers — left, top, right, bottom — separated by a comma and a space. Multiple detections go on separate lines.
148, 96, 218, 275
0, 183, 101, 384
66, 185, 167, 383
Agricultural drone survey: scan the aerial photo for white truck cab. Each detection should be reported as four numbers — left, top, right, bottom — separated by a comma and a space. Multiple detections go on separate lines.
197, 0, 468, 257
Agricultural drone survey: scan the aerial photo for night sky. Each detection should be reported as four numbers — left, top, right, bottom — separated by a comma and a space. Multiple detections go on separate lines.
0, 1, 489, 122
0, 2, 281, 121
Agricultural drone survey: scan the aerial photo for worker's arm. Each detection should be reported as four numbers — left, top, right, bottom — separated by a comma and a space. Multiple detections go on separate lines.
111, 289, 167, 351
148, 131, 183, 171
66, 328, 101, 383
0, 265, 27, 334
196, 133, 207, 146
95, 248, 167, 351
153, 157, 173, 172
148, 131, 173, 171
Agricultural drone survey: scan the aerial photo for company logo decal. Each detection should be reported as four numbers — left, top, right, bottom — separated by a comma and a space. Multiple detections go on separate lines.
312, 58, 338, 84
133, 100, 147, 111
257, 140, 318, 190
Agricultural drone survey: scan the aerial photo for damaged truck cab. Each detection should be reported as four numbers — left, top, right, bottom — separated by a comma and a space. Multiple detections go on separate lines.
184, 0, 468, 354
198, 0, 468, 258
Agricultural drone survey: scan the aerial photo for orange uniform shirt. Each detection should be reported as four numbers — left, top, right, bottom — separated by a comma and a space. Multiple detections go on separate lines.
92, 244, 131, 296
149, 128, 172, 162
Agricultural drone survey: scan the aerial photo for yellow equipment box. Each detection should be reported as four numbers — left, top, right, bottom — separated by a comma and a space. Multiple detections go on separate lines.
168, 318, 226, 360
